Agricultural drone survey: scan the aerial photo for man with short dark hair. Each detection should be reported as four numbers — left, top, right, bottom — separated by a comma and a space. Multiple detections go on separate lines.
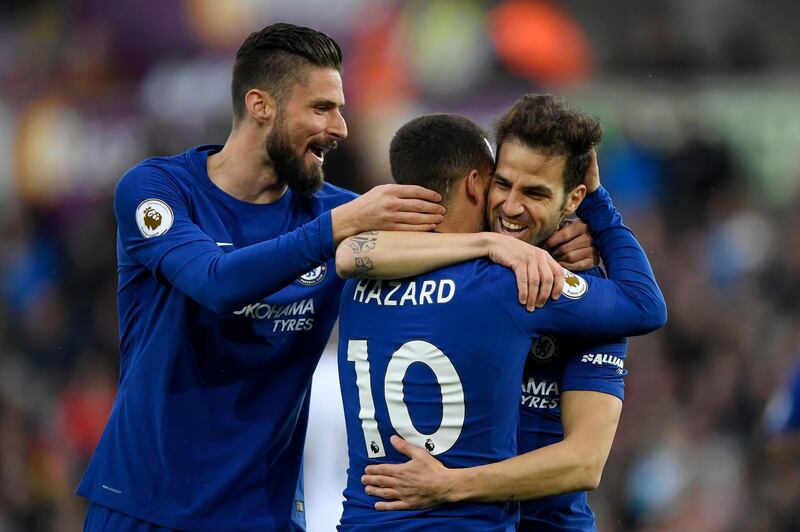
335, 111, 665, 529
355, 95, 634, 531
77, 23, 449, 531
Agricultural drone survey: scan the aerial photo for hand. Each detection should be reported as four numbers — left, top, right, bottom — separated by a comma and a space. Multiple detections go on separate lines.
362, 435, 456, 510
584, 149, 600, 193
486, 234, 564, 311
541, 220, 599, 271
331, 185, 445, 245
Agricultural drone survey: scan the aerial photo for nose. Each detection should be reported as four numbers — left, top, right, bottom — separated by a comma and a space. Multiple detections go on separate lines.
328, 110, 348, 140
501, 189, 524, 218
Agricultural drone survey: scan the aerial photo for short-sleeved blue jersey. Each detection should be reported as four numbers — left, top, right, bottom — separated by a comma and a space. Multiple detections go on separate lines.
77, 145, 356, 531
336, 188, 665, 530
517, 332, 627, 532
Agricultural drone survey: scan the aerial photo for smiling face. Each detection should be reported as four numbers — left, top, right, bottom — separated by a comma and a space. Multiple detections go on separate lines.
265, 66, 347, 196
487, 140, 585, 245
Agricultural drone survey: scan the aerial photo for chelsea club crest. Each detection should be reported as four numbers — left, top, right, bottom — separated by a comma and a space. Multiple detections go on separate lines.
296, 264, 327, 286
528, 336, 560, 364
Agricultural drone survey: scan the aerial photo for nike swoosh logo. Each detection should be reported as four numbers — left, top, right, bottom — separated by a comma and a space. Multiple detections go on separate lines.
216, 242, 234, 247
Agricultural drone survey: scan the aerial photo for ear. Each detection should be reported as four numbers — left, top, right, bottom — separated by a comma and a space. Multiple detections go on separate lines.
562, 184, 587, 216
244, 89, 277, 128
465, 169, 489, 206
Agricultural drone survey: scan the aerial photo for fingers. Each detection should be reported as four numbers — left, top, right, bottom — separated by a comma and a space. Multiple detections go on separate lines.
365, 485, 401, 500
534, 257, 554, 309
375, 500, 412, 511
383, 211, 444, 226
549, 260, 564, 301
362, 474, 400, 489
513, 263, 529, 306
558, 256, 600, 271
525, 259, 539, 312
384, 223, 439, 232
584, 149, 600, 192
550, 234, 593, 259
389, 434, 417, 459
364, 463, 402, 476
542, 220, 582, 250
388, 184, 443, 203
554, 247, 600, 271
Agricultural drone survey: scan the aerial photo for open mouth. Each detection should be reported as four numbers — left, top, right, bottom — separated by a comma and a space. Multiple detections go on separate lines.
308, 141, 337, 165
499, 217, 526, 233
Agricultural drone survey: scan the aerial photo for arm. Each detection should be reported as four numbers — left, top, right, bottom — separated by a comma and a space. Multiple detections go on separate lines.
117, 167, 445, 314
336, 230, 565, 311
362, 390, 622, 508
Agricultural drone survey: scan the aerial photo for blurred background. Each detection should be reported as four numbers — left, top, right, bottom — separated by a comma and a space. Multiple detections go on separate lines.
1, 0, 800, 530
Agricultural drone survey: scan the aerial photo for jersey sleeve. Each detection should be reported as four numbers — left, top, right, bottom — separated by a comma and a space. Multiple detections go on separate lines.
114, 163, 338, 313
491, 186, 667, 339
560, 339, 628, 401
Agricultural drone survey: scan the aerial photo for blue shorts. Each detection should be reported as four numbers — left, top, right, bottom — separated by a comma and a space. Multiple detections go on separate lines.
83, 503, 178, 532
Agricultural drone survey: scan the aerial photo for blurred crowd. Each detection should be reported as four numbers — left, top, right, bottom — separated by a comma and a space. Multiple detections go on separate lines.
1, 1, 800, 531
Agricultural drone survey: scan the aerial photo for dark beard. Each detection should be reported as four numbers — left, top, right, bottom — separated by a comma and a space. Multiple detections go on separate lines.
266, 123, 324, 198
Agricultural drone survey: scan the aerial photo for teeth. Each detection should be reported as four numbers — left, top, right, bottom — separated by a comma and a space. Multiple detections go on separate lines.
309, 148, 324, 163
500, 219, 525, 231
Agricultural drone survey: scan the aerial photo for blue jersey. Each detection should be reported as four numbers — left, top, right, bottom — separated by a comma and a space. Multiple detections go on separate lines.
517, 333, 627, 532
337, 188, 666, 530
77, 145, 356, 531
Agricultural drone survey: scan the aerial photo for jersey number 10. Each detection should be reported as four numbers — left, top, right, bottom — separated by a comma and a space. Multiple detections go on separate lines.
347, 339, 466, 458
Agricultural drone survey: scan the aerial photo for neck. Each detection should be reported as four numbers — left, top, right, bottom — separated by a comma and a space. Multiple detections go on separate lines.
435, 200, 481, 234
207, 125, 287, 204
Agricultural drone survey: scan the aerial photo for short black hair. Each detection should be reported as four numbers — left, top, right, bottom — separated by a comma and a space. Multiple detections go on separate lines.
231, 23, 342, 122
495, 94, 602, 192
390, 114, 494, 203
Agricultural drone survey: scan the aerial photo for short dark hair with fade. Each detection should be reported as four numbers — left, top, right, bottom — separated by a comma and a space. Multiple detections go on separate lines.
390, 114, 495, 204
231, 23, 342, 122
494, 94, 602, 193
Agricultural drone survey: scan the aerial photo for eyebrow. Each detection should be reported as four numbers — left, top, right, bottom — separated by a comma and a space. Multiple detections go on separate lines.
493, 173, 553, 196
311, 99, 345, 110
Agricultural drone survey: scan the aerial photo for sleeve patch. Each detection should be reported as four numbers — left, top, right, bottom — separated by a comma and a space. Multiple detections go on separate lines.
562, 270, 588, 299
136, 199, 174, 238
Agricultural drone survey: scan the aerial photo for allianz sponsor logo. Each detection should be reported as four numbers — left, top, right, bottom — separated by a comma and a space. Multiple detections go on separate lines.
233, 298, 316, 332
520, 378, 559, 409
580, 353, 624, 370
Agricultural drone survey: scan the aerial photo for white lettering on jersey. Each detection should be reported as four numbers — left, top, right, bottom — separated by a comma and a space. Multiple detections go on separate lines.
580, 353, 625, 369
354, 279, 457, 306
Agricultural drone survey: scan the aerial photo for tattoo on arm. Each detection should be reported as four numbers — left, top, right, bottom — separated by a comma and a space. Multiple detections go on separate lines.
347, 231, 378, 254
347, 232, 378, 277
354, 256, 374, 276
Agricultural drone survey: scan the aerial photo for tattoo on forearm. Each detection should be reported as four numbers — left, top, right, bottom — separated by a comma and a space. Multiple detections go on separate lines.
347, 231, 378, 254
346, 232, 378, 277
354, 256, 374, 276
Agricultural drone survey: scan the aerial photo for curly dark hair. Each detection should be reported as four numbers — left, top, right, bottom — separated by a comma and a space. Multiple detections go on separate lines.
231, 23, 342, 122
494, 94, 602, 192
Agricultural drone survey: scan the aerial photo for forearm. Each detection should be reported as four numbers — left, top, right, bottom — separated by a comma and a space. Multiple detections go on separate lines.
447, 440, 600, 503
336, 231, 496, 279
579, 187, 667, 332
166, 214, 334, 313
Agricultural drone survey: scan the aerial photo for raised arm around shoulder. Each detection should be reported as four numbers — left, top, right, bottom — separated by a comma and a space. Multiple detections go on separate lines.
335, 231, 495, 279
336, 231, 565, 310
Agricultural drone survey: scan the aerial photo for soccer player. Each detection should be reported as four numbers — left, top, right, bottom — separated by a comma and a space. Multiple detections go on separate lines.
354, 96, 633, 531
335, 112, 666, 530
76, 23, 451, 531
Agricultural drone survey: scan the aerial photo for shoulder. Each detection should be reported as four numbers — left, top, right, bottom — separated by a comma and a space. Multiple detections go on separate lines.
116, 149, 197, 200
314, 182, 358, 209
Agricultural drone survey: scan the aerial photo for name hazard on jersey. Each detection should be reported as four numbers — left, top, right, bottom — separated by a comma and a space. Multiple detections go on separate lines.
233, 298, 315, 332
352, 279, 455, 306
